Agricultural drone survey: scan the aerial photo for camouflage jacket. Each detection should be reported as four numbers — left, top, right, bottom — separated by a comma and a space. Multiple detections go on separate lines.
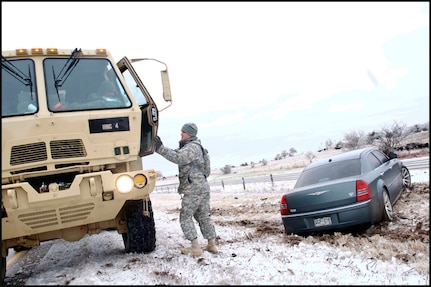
157, 138, 209, 195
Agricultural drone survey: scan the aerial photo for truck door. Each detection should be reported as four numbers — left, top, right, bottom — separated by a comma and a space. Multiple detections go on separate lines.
116, 58, 159, 157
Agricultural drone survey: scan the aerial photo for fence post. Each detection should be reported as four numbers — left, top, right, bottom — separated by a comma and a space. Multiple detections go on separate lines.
242, 177, 246, 190
270, 174, 274, 187
221, 180, 225, 191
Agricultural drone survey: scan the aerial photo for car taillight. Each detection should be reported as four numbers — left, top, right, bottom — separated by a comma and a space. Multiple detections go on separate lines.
280, 195, 289, 215
356, 180, 371, 201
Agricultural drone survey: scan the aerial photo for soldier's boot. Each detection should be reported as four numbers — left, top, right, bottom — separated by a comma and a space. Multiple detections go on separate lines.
181, 238, 202, 256
205, 238, 218, 254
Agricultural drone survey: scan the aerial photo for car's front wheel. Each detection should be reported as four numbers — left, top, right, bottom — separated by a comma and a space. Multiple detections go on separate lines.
381, 189, 393, 221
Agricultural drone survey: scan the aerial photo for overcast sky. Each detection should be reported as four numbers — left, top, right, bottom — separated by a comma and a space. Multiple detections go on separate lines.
2, 2, 429, 176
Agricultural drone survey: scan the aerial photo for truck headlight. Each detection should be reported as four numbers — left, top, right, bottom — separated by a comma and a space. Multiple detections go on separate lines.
116, 175, 134, 193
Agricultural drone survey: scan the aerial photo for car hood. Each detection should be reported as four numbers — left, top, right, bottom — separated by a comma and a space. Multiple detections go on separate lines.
286, 179, 359, 214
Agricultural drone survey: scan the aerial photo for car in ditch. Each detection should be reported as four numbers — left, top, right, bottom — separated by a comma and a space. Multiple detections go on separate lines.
280, 147, 411, 235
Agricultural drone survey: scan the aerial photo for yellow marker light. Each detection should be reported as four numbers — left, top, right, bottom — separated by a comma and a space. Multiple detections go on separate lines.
31, 48, 44, 55
134, 174, 147, 189
116, 175, 134, 194
47, 48, 58, 54
16, 49, 28, 55
96, 48, 107, 55
148, 170, 157, 178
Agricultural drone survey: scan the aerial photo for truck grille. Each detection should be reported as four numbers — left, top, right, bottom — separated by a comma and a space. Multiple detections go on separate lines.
10, 139, 87, 166
18, 203, 95, 229
50, 139, 87, 159
10, 142, 47, 165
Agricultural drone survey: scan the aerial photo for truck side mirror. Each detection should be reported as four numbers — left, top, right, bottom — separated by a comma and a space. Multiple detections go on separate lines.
161, 70, 172, 102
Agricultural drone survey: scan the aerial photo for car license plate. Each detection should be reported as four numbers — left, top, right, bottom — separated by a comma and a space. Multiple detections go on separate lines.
314, 216, 332, 227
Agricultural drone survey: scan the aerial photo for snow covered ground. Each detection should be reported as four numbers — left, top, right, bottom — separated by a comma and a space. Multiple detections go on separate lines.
4, 169, 429, 285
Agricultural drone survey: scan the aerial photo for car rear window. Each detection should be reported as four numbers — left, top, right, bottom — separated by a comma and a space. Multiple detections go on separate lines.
295, 159, 361, 188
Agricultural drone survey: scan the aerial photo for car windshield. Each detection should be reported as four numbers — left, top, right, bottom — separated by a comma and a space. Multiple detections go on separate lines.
295, 159, 361, 188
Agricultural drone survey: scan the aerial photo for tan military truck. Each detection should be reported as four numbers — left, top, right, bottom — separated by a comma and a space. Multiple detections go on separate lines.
1, 47, 172, 281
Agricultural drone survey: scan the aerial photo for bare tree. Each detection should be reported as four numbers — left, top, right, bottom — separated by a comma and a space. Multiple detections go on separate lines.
378, 121, 407, 155
305, 151, 316, 163
281, 150, 288, 159
221, 164, 232, 174
289, 147, 297, 156
325, 139, 333, 150
366, 130, 380, 145
343, 130, 366, 150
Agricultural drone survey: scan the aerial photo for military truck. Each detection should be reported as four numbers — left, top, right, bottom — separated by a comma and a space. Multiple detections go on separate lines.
1, 47, 172, 281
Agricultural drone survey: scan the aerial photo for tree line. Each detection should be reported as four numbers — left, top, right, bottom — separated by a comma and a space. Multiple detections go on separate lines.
219, 120, 429, 174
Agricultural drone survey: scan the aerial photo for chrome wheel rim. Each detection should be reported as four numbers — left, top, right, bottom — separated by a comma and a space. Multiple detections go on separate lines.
402, 167, 411, 188
383, 190, 393, 221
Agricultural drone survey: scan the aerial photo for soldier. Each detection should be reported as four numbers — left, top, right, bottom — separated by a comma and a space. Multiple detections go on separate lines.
153, 123, 218, 256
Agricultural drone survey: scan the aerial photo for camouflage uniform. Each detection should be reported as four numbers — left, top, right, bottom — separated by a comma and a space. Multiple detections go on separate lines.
156, 137, 216, 241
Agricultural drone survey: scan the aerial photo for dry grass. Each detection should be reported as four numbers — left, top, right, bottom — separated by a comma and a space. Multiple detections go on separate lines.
154, 182, 429, 274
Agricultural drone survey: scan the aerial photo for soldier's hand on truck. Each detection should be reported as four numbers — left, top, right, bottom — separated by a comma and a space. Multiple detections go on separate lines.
154, 136, 163, 151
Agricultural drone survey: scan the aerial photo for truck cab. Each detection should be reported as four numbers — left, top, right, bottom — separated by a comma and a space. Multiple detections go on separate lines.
1, 48, 172, 282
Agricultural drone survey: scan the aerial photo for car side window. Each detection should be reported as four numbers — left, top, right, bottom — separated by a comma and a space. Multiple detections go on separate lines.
367, 153, 382, 169
372, 150, 389, 164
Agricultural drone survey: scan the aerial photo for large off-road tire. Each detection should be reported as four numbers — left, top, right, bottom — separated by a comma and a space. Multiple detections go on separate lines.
122, 199, 156, 253
381, 189, 393, 221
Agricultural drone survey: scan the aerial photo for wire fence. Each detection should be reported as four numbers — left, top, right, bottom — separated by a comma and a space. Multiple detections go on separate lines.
154, 171, 302, 193
153, 156, 428, 193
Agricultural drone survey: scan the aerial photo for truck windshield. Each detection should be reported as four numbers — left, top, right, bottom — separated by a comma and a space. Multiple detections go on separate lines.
2, 59, 38, 117
45, 58, 132, 112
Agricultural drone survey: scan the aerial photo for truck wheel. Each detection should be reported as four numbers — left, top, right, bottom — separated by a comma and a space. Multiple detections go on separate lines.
122, 199, 156, 253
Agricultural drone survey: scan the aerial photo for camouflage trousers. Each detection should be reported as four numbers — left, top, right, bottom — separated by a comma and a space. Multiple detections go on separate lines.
180, 192, 216, 241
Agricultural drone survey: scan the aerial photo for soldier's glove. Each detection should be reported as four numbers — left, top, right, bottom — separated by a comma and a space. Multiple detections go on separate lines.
154, 136, 163, 151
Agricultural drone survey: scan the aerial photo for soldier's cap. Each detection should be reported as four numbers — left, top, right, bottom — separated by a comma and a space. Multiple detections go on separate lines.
181, 123, 198, 137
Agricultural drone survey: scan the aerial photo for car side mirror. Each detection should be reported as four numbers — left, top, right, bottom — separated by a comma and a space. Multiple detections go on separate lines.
389, 151, 398, 159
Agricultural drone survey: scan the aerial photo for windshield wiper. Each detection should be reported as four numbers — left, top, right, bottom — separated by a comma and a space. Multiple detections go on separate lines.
53, 48, 81, 89
51, 48, 82, 102
1, 56, 34, 97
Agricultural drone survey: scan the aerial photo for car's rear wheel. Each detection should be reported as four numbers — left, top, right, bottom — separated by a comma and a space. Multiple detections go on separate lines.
381, 189, 393, 221
401, 166, 411, 190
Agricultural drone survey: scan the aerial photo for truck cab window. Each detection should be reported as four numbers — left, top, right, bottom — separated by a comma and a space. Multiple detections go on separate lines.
122, 69, 148, 107
1, 59, 38, 117
44, 58, 132, 111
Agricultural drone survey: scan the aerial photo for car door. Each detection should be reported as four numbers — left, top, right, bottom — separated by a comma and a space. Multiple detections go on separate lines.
370, 150, 401, 200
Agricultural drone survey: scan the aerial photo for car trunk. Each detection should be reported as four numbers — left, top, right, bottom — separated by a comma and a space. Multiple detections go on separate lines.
286, 179, 358, 214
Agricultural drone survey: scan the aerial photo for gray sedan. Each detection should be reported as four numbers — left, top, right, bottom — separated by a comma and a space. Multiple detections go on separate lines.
280, 147, 411, 235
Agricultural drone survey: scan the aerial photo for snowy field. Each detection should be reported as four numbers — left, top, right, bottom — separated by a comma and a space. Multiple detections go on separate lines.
4, 169, 429, 285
